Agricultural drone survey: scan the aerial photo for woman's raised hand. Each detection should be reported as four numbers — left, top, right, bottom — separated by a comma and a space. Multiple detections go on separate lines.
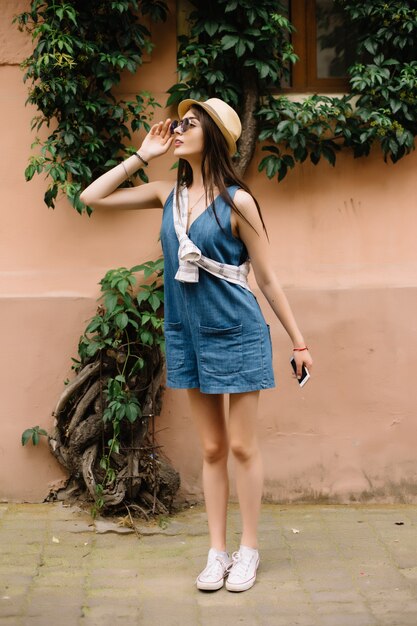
139, 119, 173, 162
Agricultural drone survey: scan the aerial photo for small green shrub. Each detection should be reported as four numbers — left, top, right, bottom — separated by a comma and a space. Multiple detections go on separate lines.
21, 426, 48, 446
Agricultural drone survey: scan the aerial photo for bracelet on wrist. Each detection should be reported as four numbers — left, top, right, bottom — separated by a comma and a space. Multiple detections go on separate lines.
134, 152, 148, 167
121, 161, 131, 182
293, 346, 308, 352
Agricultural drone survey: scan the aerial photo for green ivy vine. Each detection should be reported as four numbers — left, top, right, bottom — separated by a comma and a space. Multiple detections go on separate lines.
15, 1, 417, 196
169, 1, 297, 174
21, 258, 167, 516
22, 259, 169, 517
14, 0, 168, 213
77, 259, 165, 515
168, 0, 417, 181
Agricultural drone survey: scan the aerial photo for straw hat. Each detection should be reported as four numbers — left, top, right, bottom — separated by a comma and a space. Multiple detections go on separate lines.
178, 97, 242, 155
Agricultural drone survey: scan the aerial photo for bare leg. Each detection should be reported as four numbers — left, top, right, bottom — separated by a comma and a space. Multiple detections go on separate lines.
187, 389, 229, 551
229, 391, 263, 549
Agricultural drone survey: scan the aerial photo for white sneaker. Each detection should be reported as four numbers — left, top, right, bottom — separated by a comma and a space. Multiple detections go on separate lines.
225, 545, 259, 592
196, 548, 233, 591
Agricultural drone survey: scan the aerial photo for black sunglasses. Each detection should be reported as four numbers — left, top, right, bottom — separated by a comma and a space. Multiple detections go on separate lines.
170, 117, 198, 134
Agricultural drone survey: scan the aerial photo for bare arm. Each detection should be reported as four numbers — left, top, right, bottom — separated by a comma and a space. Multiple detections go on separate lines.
80, 119, 174, 211
234, 190, 313, 377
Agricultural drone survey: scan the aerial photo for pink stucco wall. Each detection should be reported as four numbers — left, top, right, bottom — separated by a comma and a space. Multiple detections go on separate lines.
1, 1, 416, 503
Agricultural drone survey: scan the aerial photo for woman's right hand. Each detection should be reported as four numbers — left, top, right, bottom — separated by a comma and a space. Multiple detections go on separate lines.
139, 119, 174, 163
80, 118, 174, 210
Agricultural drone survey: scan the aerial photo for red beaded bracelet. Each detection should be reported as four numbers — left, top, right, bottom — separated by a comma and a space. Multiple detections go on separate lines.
293, 346, 308, 352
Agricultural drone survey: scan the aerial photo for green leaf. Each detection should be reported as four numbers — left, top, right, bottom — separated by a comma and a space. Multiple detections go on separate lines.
25, 165, 36, 181
130, 357, 145, 375
117, 279, 129, 295
116, 405, 126, 420
125, 403, 139, 423
364, 39, 377, 55
140, 330, 153, 345
322, 146, 336, 166
277, 120, 291, 133
96, 497, 104, 509
148, 293, 161, 312
204, 21, 219, 37
221, 35, 239, 51
104, 293, 118, 314
21, 429, 33, 446
390, 100, 402, 114
86, 318, 102, 333
259, 63, 271, 80
263, 157, 278, 179
106, 468, 116, 484
277, 164, 288, 182
235, 40, 245, 57
224, 1, 238, 12
310, 151, 321, 166
115, 312, 128, 329
103, 408, 112, 422
86, 342, 100, 357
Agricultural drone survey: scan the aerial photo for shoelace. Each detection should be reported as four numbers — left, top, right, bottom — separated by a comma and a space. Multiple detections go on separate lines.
199, 556, 230, 580
229, 551, 252, 579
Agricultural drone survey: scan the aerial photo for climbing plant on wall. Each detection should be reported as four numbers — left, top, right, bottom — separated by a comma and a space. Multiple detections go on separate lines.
168, 0, 417, 180
168, 0, 298, 175
15, 1, 180, 519
14, 0, 168, 213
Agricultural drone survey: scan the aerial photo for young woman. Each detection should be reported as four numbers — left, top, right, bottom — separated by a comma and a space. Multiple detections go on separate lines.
80, 98, 313, 593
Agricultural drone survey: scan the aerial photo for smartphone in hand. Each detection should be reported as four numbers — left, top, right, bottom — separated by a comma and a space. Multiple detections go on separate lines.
290, 356, 310, 387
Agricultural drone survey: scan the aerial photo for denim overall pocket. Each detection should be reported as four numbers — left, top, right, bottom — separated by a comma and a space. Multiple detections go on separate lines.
199, 324, 243, 374
164, 322, 185, 370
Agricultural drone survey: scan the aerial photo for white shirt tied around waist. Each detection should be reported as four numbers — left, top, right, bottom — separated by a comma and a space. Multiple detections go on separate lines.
172, 184, 252, 293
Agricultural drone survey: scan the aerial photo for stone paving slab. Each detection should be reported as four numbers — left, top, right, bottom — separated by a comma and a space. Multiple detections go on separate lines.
0, 502, 416, 625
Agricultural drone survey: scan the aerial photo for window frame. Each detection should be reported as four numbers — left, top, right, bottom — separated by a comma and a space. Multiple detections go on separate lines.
287, 0, 351, 93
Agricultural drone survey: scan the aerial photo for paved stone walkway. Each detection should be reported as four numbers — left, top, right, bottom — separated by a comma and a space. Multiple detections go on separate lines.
0, 502, 417, 625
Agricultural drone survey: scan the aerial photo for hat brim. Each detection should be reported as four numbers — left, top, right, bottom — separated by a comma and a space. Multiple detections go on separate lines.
178, 99, 237, 155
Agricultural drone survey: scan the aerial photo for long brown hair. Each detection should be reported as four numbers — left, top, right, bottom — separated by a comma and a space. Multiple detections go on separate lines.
175, 105, 267, 237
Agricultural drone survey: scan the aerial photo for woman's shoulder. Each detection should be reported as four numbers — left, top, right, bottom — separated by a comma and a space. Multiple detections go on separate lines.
233, 188, 257, 212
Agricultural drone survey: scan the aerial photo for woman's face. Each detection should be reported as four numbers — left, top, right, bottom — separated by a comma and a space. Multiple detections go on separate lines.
172, 109, 204, 159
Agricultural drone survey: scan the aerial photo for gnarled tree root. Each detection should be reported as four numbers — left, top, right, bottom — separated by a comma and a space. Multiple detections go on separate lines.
47, 352, 180, 518
52, 362, 101, 418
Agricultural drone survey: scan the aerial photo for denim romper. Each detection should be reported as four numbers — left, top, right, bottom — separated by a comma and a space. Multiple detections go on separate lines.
160, 185, 275, 394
